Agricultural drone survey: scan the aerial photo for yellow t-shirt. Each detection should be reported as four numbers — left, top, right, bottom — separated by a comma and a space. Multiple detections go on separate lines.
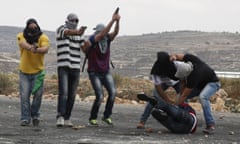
16, 32, 50, 74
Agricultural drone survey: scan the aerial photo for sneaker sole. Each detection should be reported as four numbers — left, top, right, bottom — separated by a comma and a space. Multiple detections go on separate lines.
64, 125, 74, 127
136, 125, 145, 129
137, 94, 157, 105
202, 129, 214, 135
20, 121, 30, 126
102, 121, 114, 127
21, 123, 30, 126
87, 123, 99, 127
56, 124, 64, 127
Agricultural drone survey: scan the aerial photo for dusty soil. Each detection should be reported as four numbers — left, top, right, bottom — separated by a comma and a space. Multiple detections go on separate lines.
0, 95, 239, 144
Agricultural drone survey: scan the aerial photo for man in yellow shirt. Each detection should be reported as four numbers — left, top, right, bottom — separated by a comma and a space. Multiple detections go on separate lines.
16, 18, 49, 126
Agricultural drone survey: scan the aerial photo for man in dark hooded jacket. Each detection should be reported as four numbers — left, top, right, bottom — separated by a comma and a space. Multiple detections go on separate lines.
137, 52, 181, 129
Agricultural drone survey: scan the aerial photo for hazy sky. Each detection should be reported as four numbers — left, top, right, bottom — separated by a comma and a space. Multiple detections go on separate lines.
1, 0, 240, 35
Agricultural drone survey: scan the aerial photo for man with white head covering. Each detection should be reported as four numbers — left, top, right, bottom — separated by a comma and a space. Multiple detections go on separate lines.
170, 53, 221, 134
55, 13, 87, 127
174, 61, 193, 80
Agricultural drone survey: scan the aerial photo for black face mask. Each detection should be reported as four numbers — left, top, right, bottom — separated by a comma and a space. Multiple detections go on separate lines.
23, 27, 42, 44
29, 28, 39, 35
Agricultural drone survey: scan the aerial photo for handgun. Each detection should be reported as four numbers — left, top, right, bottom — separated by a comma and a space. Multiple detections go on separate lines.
82, 26, 87, 30
114, 7, 119, 14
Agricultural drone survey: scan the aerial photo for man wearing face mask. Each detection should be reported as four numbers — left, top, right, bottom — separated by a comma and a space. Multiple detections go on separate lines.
81, 11, 120, 126
17, 18, 50, 126
56, 13, 87, 127
170, 53, 220, 134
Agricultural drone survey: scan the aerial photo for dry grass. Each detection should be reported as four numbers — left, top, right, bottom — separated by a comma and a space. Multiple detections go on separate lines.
1, 73, 240, 112
220, 78, 240, 100
0, 73, 18, 95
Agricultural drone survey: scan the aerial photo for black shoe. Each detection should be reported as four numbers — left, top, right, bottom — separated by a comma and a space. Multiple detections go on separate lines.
137, 94, 157, 105
203, 125, 215, 134
151, 108, 168, 121
20, 120, 30, 126
32, 118, 40, 126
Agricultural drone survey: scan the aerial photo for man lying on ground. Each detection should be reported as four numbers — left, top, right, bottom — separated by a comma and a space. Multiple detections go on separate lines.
137, 94, 197, 134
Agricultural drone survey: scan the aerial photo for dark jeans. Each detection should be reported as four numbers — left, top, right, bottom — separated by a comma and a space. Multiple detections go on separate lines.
140, 82, 180, 122
57, 67, 80, 120
88, 71, 116, 120
152, 99, 195, 134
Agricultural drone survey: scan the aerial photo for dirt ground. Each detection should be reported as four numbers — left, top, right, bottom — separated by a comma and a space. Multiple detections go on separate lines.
0, 95, 239, 144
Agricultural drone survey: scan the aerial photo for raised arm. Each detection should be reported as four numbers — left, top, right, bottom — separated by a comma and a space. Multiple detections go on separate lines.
109, 18, 120, 41
94, 13, 120, 42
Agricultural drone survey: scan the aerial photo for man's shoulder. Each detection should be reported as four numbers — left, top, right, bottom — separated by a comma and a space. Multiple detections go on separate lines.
16, 32, 23, 37
40, 33, 49, 40
16, 32, 24, 41
56, 25, 66, 32
88, 35, 96, 44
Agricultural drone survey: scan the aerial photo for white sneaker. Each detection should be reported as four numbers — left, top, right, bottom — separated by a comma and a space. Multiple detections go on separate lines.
56, 116, 64, 127
64, 120, 73, 127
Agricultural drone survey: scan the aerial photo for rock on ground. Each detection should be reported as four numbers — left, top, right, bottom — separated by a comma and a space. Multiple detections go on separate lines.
0, 95, 240, 144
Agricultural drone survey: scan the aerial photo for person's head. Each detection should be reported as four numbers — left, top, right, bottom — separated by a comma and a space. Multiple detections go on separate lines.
151, 51, 177, 80
174, 61, 193, 79
23, 18, 42, 44
93, 23, 105, 34
157, 51, 170, 63
65, 13, 79, 29
25, 18, 41, 36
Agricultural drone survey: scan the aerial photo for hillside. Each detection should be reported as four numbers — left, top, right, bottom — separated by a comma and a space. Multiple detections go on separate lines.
0, 26, 240, 77
0, 26, 240, 113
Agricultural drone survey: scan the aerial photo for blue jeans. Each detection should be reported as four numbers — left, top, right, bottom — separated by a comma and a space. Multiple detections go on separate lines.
187, 81, 221, 126
140, 82, 180, 123
57, 67, 80, 120
19, 71, 44, 122
88, 71, 116, 120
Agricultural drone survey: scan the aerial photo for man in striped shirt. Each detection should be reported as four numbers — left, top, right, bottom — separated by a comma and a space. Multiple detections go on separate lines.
55, 13, 87, 127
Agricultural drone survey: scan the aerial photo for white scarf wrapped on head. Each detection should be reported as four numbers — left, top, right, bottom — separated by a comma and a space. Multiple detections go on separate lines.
93, 23, 108, 54
174, 61, 193, 79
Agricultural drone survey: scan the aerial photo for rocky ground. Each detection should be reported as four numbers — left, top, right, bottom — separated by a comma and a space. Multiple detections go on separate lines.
0, 95, 240, 144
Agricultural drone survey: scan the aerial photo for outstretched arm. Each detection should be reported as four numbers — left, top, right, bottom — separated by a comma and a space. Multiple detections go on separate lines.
19, 39, 49, 54
64, 26, 87, 36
